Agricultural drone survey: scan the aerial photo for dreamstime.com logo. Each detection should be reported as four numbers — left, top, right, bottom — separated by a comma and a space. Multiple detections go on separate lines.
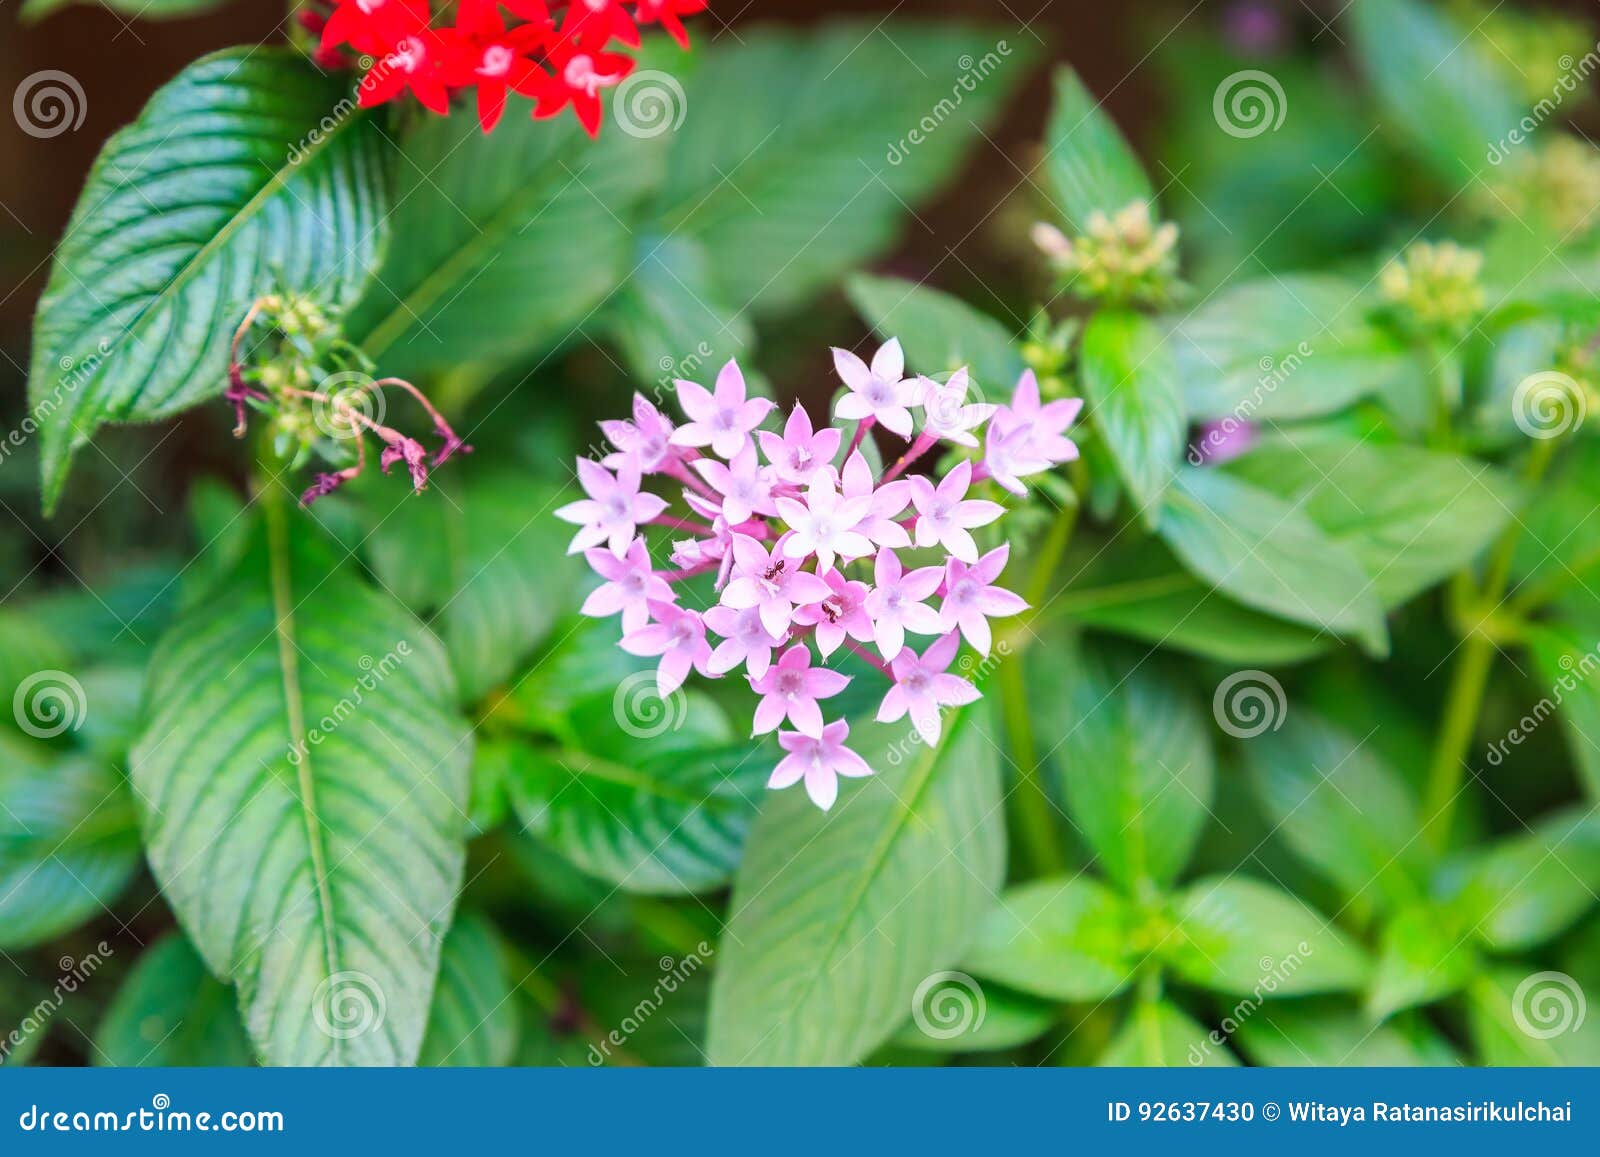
1212, 670, 1286, 739
1188, 943, 1314, 1064
1512, 971, 1587, 1040
12, 670, 87, 740
1212, 69, 1286, 139
587, 943, 713, 1065
1513, 371, 1586, 440
287, 644, 410, 765
14, 70, 87, 139
613, 70, 687, 138
612, 670, 689, 738
910, 971, 986, 1040
312, 970, 387, 1041
2, 944, 113, 1064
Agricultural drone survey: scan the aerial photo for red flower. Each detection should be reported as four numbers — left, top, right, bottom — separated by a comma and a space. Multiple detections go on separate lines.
516, 30, 634, 137
358, 28, 460, 115
632, 0, 705, 49
321, 0, 431, 57
553, 0, 640, 50
444, 0, 550, 131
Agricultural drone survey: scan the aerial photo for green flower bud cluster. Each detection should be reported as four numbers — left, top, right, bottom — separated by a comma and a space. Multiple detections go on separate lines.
1019, 311, 1080, 402
1378, 241, 1486, 336
1032, 200, 1181, 306
1478, 136, 1600, 237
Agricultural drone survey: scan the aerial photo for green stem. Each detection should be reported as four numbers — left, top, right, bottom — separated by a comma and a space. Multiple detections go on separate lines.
1000, 499, 1080, 879
1422, 436, 1558, 852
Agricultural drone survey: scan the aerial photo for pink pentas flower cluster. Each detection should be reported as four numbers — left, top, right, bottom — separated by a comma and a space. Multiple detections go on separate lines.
557, 340, 1082, 811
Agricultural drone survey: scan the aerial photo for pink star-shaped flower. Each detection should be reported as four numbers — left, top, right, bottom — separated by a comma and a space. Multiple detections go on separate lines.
984, 370, 1082, 494
841, 450, 912, 548
774, 475, 873, 572
940, 543, 1027, 655
877, 631, 980, 746
600, 393, 677, 473
862, 547, 943, 660
556, 457, 668, 558
768, 719, 873, 810
670, 360, 775, 459
581, 540, 676, 634
720, 533, 832, 638
704, 604, 786, 679
916, 368, 996, 447
908, 459, 1004, 563
792, 566, 874, 658
619, 602, 713, 696
748, 643, 851, 737
757, 404, 841, 486
693, 443, 777, 527
832, 338, 917, 437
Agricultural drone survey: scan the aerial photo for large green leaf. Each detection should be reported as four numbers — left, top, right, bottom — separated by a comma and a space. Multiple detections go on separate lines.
654, 23, 1032, 315
1099, 1001, 1235, 1067
1044, 67, 1154, 230
963, 877, 1137, 1002
1157, 466, 1389, 654
1079, 310, 1185, 521
1173, 275, 1416, 422
94, 932, 256, 1067
0, 734, 141, 949
30, 49, 390, 512
1227, 431, 1521, 608
846, 274, 1025, 389
604, 234, 752, 385
131, 510, 472, 1066
1164, 876, 1369, 996
503, 691, 770, 895
344, 114, 650, 376
1348, 0, 1523, 188
1242, 713, 1428, 914
707, 708, 1005, 1064
361, 471, 584, 703
418, 913, 519, 1067
23, 0, 227, 20
1448, 807, 1600, 952
1233, 999, 1459, 1066
1030, 638, 1213, 895
1368, 905, 1477, 1019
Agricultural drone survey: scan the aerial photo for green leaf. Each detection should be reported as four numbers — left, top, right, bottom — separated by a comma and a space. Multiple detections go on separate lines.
1233, 999, 1460, 1066
1099, 1001, 1235, 1067
418, 913, 519, 1067
94, 932, 256, 1067
344, 114, 649, 376
30, 49, 390, 513
845, 274, 1025, 389
131, 511, 472, 1066
1368, 905, 1477, 1019
654, 24, 1032, 315
1241, 712, 1428, 913
707, 708, 1005, 1065
604, 234, 753, 385
1079, 310, 1185, 521
1029, 638, 1214, 894
1448, 806, 1600, 951
1347, 0, 1523, 188
1227, 431, 1521, 608
503, 692, 770, 895
23, 0, 228, 21
963, 877, 1138, 1002
1174, 275, 1417, 422
1467, 969, 1600, 1065
362, 471, 586, 703
1165, 876, 1369, 996
0, 735, 141, 950
1157, 466, 1389, 655
1044, 67, 1154, 230
1524, 625, 1600, 800
1055, 538, 1330, 666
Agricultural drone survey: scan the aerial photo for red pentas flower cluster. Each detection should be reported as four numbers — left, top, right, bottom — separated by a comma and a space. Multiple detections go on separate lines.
299, 0, 705, 136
